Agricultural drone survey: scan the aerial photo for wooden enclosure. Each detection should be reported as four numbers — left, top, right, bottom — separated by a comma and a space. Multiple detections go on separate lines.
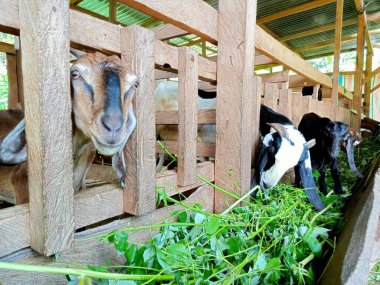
0, 0, 368, 283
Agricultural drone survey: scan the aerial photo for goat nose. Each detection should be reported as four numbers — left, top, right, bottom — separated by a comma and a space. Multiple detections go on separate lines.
100, 113, 123, 135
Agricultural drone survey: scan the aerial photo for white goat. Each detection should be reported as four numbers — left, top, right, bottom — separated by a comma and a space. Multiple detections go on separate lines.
155, 81, 216, 171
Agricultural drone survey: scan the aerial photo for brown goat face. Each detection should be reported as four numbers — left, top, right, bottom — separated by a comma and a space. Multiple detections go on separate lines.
70, 52, 138, 156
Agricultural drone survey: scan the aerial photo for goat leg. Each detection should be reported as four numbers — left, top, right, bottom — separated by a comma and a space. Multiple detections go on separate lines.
318, 166, 327, 195
331, 159, 343, 194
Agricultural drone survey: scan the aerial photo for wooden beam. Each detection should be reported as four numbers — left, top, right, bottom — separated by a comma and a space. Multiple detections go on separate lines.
70, 4, 110, 22
152, 24, 189, 40
279, 18, 357, 42
177, 47, 198, 186
354, 0, 373, 54
121, 26, 156, 216
353, 14, 365, 131
155, 110, 216, 124
295, 29, 380, 53
370, 82, 380, 94
260, 70, 290, 83
255, 26, 353, 100
364, 52, 373, 116
109, 0, 117, 23
215, 0, 257, 213
6, 54, 19, 108
331, 0, 344, 120
257, 0, 335, 24
119, 0, 218, 44
0, 41, 15, 54
19, 0, 74, 256
367, 11, 380, 23
156, 141, 215, 157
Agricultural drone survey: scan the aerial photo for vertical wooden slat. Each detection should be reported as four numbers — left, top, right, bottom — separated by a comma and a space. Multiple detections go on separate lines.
353, 14, 365, 131
331, 0, 344, 119
364, 52, 373, 117
278, 89, 292, 118
292, 92, 303, 126
121, 26, 156, 215
177, 47, 198, 186
215, 0, 257, 213
6, 54, 19, 108
14, 37, 24, 109
19, 0, 74, 255
109, 0, 117, 23
263, 83, 278, 110
251, 76, 262, 168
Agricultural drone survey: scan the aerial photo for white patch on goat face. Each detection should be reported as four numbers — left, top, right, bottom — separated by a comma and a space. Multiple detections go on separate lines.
261, 126, 307, 189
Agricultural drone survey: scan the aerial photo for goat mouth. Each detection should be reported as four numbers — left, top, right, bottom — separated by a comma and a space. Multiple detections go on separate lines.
92, 137, 125, 156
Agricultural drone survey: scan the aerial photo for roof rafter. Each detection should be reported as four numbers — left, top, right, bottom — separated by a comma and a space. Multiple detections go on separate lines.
257, 0, 336, 24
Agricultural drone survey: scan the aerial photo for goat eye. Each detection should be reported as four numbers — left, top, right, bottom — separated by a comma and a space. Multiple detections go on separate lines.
71, 70, 80, 80
133, 80, 139, 89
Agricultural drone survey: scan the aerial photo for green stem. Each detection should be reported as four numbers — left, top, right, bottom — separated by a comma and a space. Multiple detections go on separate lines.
0, 262, 175, 281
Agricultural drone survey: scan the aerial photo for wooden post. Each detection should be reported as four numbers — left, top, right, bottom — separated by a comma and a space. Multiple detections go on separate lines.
14, 37, 24, 109
331, 0, 344, 120
215, 0, 257, 213
6, 53, 19, 108
364, 52, 373, 116
19, 0, 74, 255
109, 0, 117, 23
177, 47, 198, 186
353, 14, 365, 131
121, 26, 156, 215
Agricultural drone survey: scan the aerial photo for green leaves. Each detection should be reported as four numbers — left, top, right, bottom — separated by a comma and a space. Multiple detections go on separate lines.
205, 217, 221, 235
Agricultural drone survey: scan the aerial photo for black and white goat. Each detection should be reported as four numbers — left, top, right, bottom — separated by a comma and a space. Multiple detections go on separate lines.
254, 105, 325, 211
296, 113, 362, 195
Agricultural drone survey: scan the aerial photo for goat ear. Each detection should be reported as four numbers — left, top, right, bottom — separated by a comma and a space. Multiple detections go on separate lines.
70, 48, 86, 60
267, 123, 289, 139
112, 150, 126, 188
304, 138, 316, 149
0, 119, 27, 165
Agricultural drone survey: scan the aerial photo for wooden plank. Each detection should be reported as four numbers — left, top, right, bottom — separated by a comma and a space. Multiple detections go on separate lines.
19, 0, 74, 256
0, 204, 30, 257
291, 93, 303, 126
255, 26, 353, 100
278, 89, 292, 118
0, 42, 15, 54
353, 14, 365, 131
155, 110, 216, 124
263, 83, 278, 110
279, 17, 357, 42
121, 26, 156, 215
251, 76, 262, 169
0, 185, 214, 284
331, 0, 344, 120
370, 82, 380, 93
156, 141, 215, 157
260, 70, 290, 83
177, 47, 198, 186
6, 54, 19, 108
70, 4, 110, 22
14, 37, 24, 108
354, 0, 373, 54
74, 185, 123, 229
152, 23, 188, 40
257, 0, 335, 24
156, 161, 214, 196
109, 0, 117, 23
364, 52, 373, 116
215, 0, 257, 213
119, 0, 218, 44
154, 40, 216, 82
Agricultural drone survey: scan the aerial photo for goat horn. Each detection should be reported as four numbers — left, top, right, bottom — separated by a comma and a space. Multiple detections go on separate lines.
70, 48, 86, 59
304, 139, 316, 149
267, 123, 290, 139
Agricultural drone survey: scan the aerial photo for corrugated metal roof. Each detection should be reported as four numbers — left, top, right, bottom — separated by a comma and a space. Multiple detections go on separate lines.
74, 0, 380, 60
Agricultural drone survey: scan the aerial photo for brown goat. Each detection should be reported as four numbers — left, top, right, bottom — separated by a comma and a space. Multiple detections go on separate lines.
0, 51, 138, 204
